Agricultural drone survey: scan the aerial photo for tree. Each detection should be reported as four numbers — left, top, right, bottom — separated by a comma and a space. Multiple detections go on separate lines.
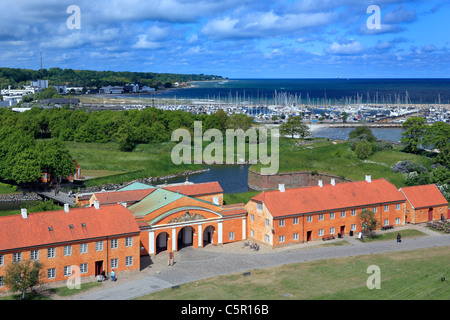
359, 209, 378, 237
400, 117, 427, 153
280, 116, 311, 139
226, 114, 253, 131
355, 140, 373, 159
341, 112, 348, 123
422, 121, 450, 151
4, 260, 44, 300
349, 126, 377, 143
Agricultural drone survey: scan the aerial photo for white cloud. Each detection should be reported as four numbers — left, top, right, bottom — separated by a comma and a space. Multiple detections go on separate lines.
325, 40, 365, 55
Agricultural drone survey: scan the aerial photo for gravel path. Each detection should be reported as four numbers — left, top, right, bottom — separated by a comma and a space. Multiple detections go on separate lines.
70, 225, 450, 300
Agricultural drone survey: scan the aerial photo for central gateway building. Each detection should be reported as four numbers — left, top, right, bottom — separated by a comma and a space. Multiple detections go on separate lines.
123, 182, 247, 255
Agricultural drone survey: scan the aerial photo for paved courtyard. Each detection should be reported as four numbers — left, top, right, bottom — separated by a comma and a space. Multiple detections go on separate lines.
69, 225, 450, 300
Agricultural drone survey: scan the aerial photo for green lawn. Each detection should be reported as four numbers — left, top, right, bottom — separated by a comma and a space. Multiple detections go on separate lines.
0, 182, 18, 194
251, 138, 433, 188
135, 246, 450, 300
66, 141, 203, 187
224, 191, 261, 205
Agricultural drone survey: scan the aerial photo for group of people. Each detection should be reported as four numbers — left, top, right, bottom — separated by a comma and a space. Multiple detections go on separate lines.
97, 270, 117, 282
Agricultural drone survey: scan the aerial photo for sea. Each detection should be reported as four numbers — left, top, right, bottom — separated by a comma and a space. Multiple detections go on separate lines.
150, 78, 450, 105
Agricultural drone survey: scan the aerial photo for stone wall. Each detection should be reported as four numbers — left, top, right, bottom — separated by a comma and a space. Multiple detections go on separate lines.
248, 169, 352, 191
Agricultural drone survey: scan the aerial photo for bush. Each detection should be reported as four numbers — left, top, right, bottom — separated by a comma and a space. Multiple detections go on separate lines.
355, 140, 373, 159
392, 161, 428, 174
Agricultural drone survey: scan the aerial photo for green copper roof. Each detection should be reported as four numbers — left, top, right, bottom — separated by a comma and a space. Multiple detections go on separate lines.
128, 188, 183, 217
119, 182, 155, 191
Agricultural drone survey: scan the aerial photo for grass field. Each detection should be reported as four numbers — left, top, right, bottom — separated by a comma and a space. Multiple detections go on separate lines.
135, 246, 450, 300
0, 182, 17, 194
251, 138, 433, 188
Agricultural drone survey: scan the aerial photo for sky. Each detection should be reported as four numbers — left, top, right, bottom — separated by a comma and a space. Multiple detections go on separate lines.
0, 0, 449, 78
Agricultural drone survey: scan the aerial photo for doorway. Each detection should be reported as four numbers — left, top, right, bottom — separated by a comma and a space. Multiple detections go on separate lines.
95, 261, 103, 276
156, 232, 169, 254
203, 226, 215, 246
178, 226, 194, 250
306, 231, 312, 242
428, 208, 433, 222
340, 225, 345, 236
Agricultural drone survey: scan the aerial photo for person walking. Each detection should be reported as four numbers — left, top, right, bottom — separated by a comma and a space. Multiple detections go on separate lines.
111, 270, 116, 281
397, 233, 402, 243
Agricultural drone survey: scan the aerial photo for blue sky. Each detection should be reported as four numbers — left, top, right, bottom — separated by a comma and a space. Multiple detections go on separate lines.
0, 0, 449, 78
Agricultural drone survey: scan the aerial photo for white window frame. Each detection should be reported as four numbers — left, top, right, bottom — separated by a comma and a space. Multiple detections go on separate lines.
372, 207, 377, 213
30, 250, 39, 261
279, 235, 285, 243
330, 212, 335, 219
47, 247, 56, 259
340, 210, 346, 218
318, 229, 324, 236
125, 256, 133, 267
384, 219, 389, 226
13, 252, 21, 263
111, 258, 118, 269
279, 219, 285, 227
384, 205, 389, 212
250, 214, 254, 222
0, 255, 3, 266
293, 233, 299, 241
96, 241, 103, 252
80, 243, 88, 254
395, 218, 401, 225
265, 219, 270, 227
396, 204, 401, 211
80, 263, 88, 274
63, 245, 72, 256
47, 268, 56, 279
257, 203, 263, 211
318, 214, 324, 221
330, 227, 335, 235
293, 217, 299, 225
229, 232, 235, 241
64, 265, 72, 277
111, 239, 118, 249
351, 224, 356, 231
307, 215, 312, 223
265, 235, 270, 243
125, 237, 133, 247
351, 209, 356, 216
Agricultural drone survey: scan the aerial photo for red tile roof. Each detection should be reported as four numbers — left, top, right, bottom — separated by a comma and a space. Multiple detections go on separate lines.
251, 179, 405, 218
93, 189, 155, 205
0, 204, 140, 252
163, 182, 223, 197
221, 203, 247, 216
400, 184, 448, 209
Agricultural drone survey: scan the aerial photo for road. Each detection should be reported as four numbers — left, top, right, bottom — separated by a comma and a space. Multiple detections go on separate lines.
70, 225, 450, 300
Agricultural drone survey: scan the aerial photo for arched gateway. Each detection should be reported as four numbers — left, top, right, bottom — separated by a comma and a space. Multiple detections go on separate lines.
127, 187, 248, 256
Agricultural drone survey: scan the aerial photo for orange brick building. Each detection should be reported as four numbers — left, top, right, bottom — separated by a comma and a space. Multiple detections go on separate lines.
400, 184, 449, 224
0, 204, 140, 292
245, 176, 408, 247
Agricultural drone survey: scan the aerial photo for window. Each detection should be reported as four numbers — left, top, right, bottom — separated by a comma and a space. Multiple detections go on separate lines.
330, 227, 335, 235
47, 248, 56, 259
265, 219, 270, 227
318, 214, 324, 221
330, 212, 335, 219
30, 250, 39, 261
351, 224, 356, 231
340, 211, 346, 218
125, 256, 133, 267
318, 229, 324, 236
396, 204, 401, 211
279, 219, 285, 227
125, 237, 133, 247
80, 243, 88, 254
372, 207, 377, 213
250, 214, 254, 222
229, 232, 235, 241
384, 219, 389, 226
251, 230, 254, 237
307, 215, 312, 223
47, 268, 56, 279
64, 266, 72, 277
96, 241, 103, 252
265, 235, 270, 243
111, 258, 118, 269
351, 209, 356, 216
293, 217, 299, 225
257, 203, 263, 211
293, 233, 299, 241
13, 252, 21, 263
111, 239, 118, 249
395, 218, 401, 225
80, 263, 88, 274
279, 235, 285, 243
0, 276, 3, 287
64, 245, 72, 256
384, 205, 389, 212
0, 255, 4, 266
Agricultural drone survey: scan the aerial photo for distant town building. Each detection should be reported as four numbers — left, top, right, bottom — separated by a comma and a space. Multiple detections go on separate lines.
53, 85, 67, 95
30, 80, 49, 90
100, 86, 124, 94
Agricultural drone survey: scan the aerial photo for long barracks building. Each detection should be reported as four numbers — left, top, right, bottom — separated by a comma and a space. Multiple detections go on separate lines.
0, 177, 447, 291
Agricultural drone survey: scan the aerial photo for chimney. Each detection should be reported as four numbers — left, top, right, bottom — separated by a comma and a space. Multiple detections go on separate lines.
331, 179, 336, 186
120, 202, 127, 208
318, 180, 323, 188
21, 208, 28, 219
64, 203, 70, 213
279, 184, 285, 193
365, 175, 372, 183
94, 200, 100, 209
